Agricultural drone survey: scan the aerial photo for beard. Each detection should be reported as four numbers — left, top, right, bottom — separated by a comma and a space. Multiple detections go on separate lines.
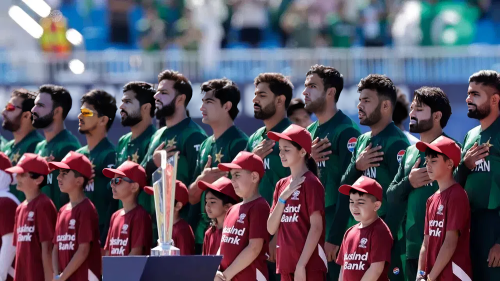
2, 114, 21, 132
467, 102, 491, 120
304, 95, 326, 114
359, 103, 382, 126
409, 116, 434, 133
254, 102, 276, 120
155, 98, 176, 119
32, 111, 54, 129
121, 109, 142, 127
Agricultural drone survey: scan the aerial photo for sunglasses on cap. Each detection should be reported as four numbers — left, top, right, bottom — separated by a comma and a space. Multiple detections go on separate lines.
80, 108, 95, 117
5, 103, 21, 112
111, 177, 134, 185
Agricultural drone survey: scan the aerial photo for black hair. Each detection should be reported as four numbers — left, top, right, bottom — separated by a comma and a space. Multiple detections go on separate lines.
287, 98, 312, 117
254, 73, 294, 108
290, 141, 318, 177
206, 189, 239, 228
157, 70, 193, 107
123, 81, 156, 117
38, 84, 73, 119
306, 64, 344, 102
29, 172, 47, 188
62, 169, 89, 190
201, 78, 241, 120
469, 70, 500, 109
393, 89, 409, 125
80, 89, 118, 131
12, 89, 37, 112
413, 87, 452, 128
357, 74, 397, 109
424, 147, 450, 162
349, 189, 377, 202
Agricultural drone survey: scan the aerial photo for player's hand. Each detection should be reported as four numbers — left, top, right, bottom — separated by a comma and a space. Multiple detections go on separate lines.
279, 176, 305, 200
355, 143, 383, 171
294, 265, 306, 281
464, 142, 490, 170
252, 139, 275, 160
409, 158, 433, 188
153, 142, 177, 167
268, 236, 277, 262
214, 271, 225, 281
488, 243, 500, 267
324, 242, 340, 262
199, 155, 228, 183
311, 137, 332, 163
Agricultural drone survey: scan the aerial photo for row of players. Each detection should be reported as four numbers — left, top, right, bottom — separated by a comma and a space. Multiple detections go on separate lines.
0, 66, 498, 281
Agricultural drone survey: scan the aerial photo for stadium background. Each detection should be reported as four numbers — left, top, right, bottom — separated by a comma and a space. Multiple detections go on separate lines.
1, 0, 500, 144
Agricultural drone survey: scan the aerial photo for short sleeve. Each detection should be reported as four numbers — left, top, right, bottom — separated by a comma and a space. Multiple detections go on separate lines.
104, 213, 116, 251
446, 189, 470, 232
37, 201, 57, 243
202, 230, 209, 255
424, 197, 431, 235
0, 200, 17, 236
172, 222, 195, 255
369, 225, 393, 264
131, 211, 152, 249
12, 209, 19, 246
77, 206, 95, 244
53, 212, 61, 244
248, 201, 271, 240
335, 229, 350, 265
306, 177, 325, 217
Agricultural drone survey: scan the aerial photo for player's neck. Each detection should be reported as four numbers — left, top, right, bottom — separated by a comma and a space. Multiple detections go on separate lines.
359, 215, 379, 228
24, 188, 41, 202
369, 117, 392, 136
263, 111, 286, 132
437, 174, 455, 192
68, 190, 86, 207
173, 213, 181, 224
165, 109, 187, 129
121, 198, 137, 213
242, 189, 261, 203
216, 215, 225, 229
420, 126, 443, 144
289, 161, 309, 180
211, 118, 233, 140
85, 129, 107, 151
479, 111, 500, 131
130, 117, 152, 139
13, 125, 35, 144
315, 105, 338, 125
43, 120, 65, 143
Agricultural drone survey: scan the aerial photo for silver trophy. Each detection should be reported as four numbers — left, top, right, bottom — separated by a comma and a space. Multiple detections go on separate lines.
151, 150, 180, 256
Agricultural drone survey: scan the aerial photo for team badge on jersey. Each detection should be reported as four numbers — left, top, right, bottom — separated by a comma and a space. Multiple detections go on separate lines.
347, 137, 357, 153
28, 211, 35, 221
393, 267, 400, 275
121, 224, 129, 234
358, 238, 368, 248
237, 213, 246, 223
69, 219, 76, 229
291, 190, 300, 200
437, 205, 444, 215
397, 150, 405, 163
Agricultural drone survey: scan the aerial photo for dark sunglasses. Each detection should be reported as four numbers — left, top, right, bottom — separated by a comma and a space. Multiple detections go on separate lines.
111, 177, 134, 185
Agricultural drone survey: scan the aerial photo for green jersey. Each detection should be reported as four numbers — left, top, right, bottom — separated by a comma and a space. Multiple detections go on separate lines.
342, 122, 410, 233
192, 126, 248, 245
0, 136, 7, 151
76, 137, 116, 244
387, 133, 459, 259
2, 130, 44, 202
35, 129, 81, 209
456, 117, 500, 212
308, 110, 361, 245
246, 118, 291, 205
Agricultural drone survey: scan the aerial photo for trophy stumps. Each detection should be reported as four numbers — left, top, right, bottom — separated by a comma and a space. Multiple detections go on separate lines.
151, 150, 180, 256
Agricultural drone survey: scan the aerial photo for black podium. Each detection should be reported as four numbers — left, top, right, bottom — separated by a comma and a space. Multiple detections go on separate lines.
103, 255, 223, 281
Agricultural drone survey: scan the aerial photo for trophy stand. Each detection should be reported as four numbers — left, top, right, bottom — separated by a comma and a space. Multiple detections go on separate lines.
151, 241, 180, 256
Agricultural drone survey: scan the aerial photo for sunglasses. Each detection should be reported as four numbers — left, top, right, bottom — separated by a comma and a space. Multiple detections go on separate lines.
111, 177, 134, 185
5, 103, 21, 112
80, 108, 95, 117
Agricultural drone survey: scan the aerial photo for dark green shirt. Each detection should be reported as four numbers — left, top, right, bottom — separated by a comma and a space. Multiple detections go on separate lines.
246, 118, 291, 205
308, 110, 361, 245
191, 126, 248, 245
0, 136, 7, 151
2, 130, 44, 202
35, 129, 81, 210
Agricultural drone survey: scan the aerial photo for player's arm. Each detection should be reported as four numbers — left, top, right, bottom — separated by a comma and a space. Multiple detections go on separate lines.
57, 243, 91, 281
360, 261, 385, 281
417, 235, 429, 278
427, 231, 459, 280
0, 233, 16, 281
222, 238, 264, 280
386, 151, 413, 203
296, 211, 323, 272
129, 248, 143, 256
454, 134, 472, 186
183, 132, 207, 185
339, 268, 343, 281
41, 241, 54, 281
52, 245, 59, 278
267, 183, 285, 235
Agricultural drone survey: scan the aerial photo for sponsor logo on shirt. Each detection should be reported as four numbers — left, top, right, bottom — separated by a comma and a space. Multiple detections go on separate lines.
429, 220, 444, 237
363, 167, 376, 179
347, 137, 357, 153
472, 160, 490, 172
28, 211, 35, 221
121, 224, 129, 234
252, 140, 260, 149
437, 205, 444, 215
343, 252, 368, 271
17, 225, 35, 242
69, 219, 76, 229
281, 204, 301, 223
110, 237, 129, 255
291, 190, 300, 200
397, 150, 405, 163
47, 174, 53, 184
263, 158, 270, 170
318, 161, 326, 168
358, 238, 367, 248
85, 182, 94, 192
57, 233, 76, 251
194, 144, 201, 152
221, 226, 246, 245
237, 213, 246, 223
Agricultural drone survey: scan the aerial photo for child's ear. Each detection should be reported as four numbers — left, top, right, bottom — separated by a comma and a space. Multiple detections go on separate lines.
374, 201, 382, 212
174, 202, 183, 212
131, 183, 140, 194
448, 159, 454, 170
223, 203, 233, 212
251, 172, 260, 183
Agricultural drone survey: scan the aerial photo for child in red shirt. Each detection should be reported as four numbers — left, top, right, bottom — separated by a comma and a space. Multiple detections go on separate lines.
145, 180, 195, 255
102, 161, 152, 256
49, 152, 102, 281
198, 177, 239, 255
216, 151, 270, 281
266, 124, 327, 281
0, 153, 17, 281
5, 153, 56, 281
336, 176, 393, 281
416, 136, 471, 281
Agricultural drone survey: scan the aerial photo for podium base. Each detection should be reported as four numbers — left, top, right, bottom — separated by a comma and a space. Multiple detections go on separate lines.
151, 243, 180, 256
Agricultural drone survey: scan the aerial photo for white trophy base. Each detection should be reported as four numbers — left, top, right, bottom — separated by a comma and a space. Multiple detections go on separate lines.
151, 243, 180, 256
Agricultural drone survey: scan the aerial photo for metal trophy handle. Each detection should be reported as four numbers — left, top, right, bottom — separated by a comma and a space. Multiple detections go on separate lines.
151, 150, 180, 256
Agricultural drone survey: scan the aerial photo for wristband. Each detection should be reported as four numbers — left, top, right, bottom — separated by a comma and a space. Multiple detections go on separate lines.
278, 198, 286, 204
55, 275, 61, 280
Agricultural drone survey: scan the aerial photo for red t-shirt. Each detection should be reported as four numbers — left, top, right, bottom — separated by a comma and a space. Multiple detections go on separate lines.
54, 198, 101, 281
172, 219, 195, 255
271, 171, 326, 274
336, 218, 393, 281
104, 206, 152, 256
203, 227, 222, 255
13, 193, 56, 281
424, 184, 471, 280
219, 197, 270, 281
0, 195, 19, 281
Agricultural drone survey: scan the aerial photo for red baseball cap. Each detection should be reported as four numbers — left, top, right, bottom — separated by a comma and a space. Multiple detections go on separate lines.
144, 180, 189, 206
102, 161, 150, 189
339, 176, 383, 202
0, 152, 12, 171
48, 151, 92, 179
5, 153, 50, 175
218, 151, 264, 179
267, 124, 312, 154
416, 136, 461, 168
198, 177, 240, 202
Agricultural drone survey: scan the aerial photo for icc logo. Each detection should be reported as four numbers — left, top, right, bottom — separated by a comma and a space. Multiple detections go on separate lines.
347, 138, 357, 153
359, 238, 368, 248
237, 213, 246, 223
28, 211, 34, 221
291, 190, 300, 200
121, 224, 129, 234
437, 204, 444, 215
397, 150, 405, 163
69, 219, 76, 229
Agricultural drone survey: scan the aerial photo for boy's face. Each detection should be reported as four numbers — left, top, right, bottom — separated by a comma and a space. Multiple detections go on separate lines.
110, 175, 137, 200
230, 169, 258, 199
16, 172, 39, 192
349, 192, 380, 222
200, 90, 226, 125
425, 154, 453, 181
57, 169, 82, 193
